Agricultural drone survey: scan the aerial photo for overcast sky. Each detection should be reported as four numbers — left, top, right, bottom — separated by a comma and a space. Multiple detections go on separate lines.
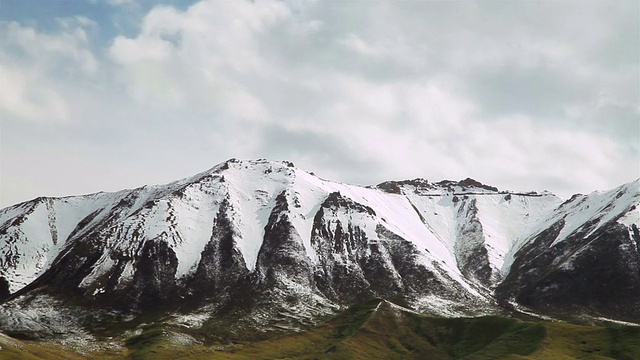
0, 0, 638, 207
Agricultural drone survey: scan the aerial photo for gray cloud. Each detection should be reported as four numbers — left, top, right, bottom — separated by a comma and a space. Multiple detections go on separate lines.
257, 124, 385, 184
469, 66, 592, 119
1, 0, 638, 207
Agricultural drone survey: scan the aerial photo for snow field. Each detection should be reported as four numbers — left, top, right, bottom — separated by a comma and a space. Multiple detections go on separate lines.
1, 159, 637, 300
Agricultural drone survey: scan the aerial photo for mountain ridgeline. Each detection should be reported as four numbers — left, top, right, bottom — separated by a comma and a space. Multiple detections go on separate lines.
0, 159, 638, 345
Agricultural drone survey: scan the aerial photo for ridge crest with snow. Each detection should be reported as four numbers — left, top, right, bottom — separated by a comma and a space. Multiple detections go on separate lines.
0, 159, 638, 338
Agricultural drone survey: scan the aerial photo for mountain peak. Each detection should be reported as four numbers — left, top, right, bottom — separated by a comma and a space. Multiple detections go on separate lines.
219, 158, 295, 169
0, 158, 638, 345
457, 178, 499, 192
376, 176, 501, 195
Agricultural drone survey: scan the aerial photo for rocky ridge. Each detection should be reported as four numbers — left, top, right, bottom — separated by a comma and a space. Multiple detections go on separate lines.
0, 159, 637, 342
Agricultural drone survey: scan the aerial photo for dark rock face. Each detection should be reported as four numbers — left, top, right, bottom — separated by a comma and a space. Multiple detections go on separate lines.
498, 220, 640, 322
497, 220, 565, 299
374, 225, 457, 298
376, 179, 431, 194
311, 192, 390, 303
0, 159, 636, 341
0, 277, 10, 301
19, 232, 107, 297
377, 177, 498, 195
308, 192, 476, 308
454, 199, 494, 287
131, 239, 179, 310
458, 178, 499, 192
312, 224, 370, 301
189, 198, 249, 301
256, 191, 313, 289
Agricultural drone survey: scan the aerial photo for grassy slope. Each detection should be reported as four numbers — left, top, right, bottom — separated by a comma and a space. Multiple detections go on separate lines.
2, 299, 639, 359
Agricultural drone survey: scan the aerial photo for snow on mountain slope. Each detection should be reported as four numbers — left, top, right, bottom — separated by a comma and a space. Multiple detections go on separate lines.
0, 159, 635, 306
197, 161, 485, 292
0, 191, 133, 293
288, 168, 525, 299
496, 179, 640, 322
2, 158, 640, 340
549, 179, 639, 246
0, 159, 561, 296
386, 181, 561, 286
471, 194, 561, 276
501, 179, 640, 277
223, 160, 296, 271
299, 177, 466, 283
0, 163, 230, 295
66, 160, 301, 291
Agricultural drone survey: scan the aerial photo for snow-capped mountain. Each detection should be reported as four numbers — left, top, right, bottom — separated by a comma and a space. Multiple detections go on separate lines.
0, 159, 637, 339
497, 179, 640, 321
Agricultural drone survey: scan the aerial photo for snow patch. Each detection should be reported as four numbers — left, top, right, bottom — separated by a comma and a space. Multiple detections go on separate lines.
169, 312, 212, 328
508, 301, 556, 321
593, 317, 640, 327
548, 181, 639, 248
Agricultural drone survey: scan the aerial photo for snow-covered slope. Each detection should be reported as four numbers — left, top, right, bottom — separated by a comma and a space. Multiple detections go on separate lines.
0, 191, 133, 293
390, 180, 561, 286
533, 179, 638, 248
501, 179, 639, 276
0, 159, 561, 296
0, 158, 638, 337
497, 179, 640, 322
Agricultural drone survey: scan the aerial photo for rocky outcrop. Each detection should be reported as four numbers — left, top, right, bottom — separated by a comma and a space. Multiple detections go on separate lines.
0, 159, 636, 340
497, 181, 640, 322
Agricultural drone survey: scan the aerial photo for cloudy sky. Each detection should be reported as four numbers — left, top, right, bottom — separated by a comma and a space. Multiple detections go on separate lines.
0, 0, 638, 207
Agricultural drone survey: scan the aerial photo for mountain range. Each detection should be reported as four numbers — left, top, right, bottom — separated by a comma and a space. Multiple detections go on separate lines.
0, 158, 638, 356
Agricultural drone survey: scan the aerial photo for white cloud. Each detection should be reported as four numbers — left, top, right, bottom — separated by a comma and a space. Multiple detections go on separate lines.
456, 116, 629, 195
110, 35, 174, 63
1, 0, 637, 207
0, 20, 100, 123
0, 63, 70, 122
340, 33, 385, 57
108, 0, 292, 115
4, 21, 98, 75
289, 19, 323, 37
106, 0, 134, 6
